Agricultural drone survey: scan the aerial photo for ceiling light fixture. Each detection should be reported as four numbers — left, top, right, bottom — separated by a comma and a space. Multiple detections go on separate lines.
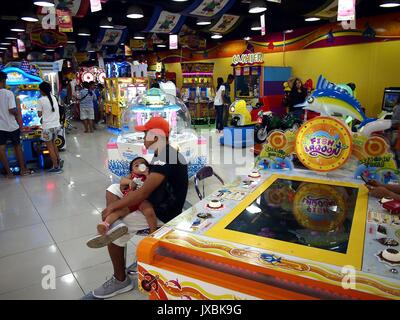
33, 0, 55, 7
46, 49, 55, 52
244, 36, 251, 41
380, 0, 400, 7
0, 47, 8, 50
21, 11, 39, 22
172, 0, 189, 2
251, 21, 262, 31
10, 22, 26, 32
249, 0, 267, 14
196, 18, 212, 26
134, 32, 145, 40
157, 44, 166, 48
305, 17, 321, 22
78, 28, 91, 36
211, 33, 223, 39
100, 17, 114, 29
0, 42, 11, 45
126, 5, 144, 19
67, 39, 76, 44
284, 29, 294, 34
5, 34, 18, 40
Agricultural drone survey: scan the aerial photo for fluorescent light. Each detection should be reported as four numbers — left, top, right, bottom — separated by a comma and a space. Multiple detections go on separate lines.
126, 6, 144, 19
33, 1, 54, 7
211, 34, 223, 39
380, 1, 400, 7
249, 0, 267, 14
197, 19, 211, 26
305, 17, 321, 22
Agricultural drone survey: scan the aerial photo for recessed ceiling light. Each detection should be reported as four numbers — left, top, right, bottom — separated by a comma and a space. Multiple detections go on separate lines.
21, 11, 39, 22
0, 47, 8, 50
5, 35, 17, 40
249, 0, 267, 14
67, 40, 76, 44
78, 28, 91, 36
33, 0, 54, 7
126, 5, 144, 19
157, 44, 166, 48
0, 42, 11, 45
244, 37, 251, 41
100, 18, 114, 29
380, 0, 400, 7
305, 17, 321, 22
284, 29, 294, 34
197, 18, 212, 26
251, 21, 262, 31
46, 49, 54, 52
10, 23, 26, 32
211, 33, 223, 39
172, 0, 189, 2
134, 32, 145, 40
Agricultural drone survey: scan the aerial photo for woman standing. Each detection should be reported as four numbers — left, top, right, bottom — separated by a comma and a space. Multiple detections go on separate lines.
288, 78, 308, 120
214, 77, 225, 133
37, 82, 63, 173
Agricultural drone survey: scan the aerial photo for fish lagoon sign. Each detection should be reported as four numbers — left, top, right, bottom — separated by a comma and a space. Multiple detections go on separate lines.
232, 52, 263, 66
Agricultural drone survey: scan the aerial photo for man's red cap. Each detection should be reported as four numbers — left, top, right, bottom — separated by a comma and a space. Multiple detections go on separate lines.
135, 117, 170, 137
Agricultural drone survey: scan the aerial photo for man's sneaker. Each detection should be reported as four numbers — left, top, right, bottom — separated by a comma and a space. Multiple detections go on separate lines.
86, 220, 128, 249
48, 167, 63, 174
92, 275, 133, 299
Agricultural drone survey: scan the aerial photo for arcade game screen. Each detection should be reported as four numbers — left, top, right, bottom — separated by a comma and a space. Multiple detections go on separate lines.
18, 90, 42, 127
225, 179, 358, 254
382, 88, 400, 112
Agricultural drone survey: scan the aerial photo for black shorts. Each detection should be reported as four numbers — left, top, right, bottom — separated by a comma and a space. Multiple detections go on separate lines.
0, 129, 21, 146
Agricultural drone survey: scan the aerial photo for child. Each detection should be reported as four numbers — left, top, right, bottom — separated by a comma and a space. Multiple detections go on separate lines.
96, 157, 158, 236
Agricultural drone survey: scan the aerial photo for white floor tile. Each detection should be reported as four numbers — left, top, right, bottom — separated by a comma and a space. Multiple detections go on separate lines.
0, 274, 84, 300
0, 224, 54, 258
45, 210, 102, 243
0, 245, 71, 295
57, 236, 111, 272
0, 203, 42, 232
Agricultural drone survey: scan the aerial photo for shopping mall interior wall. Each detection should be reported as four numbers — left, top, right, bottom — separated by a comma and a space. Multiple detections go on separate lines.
165, 40, 400, 117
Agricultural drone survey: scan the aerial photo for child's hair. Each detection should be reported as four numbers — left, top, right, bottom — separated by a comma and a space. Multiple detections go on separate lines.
129, 157, 150, 173
39, 81, 55, 112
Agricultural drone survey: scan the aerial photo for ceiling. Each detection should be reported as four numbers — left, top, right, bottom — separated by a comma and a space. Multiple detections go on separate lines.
0, 0, 399, 54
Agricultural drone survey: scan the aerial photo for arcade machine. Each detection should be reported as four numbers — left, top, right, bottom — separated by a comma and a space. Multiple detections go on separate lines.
180, 62, 215, 126
104, 76, 148, 128
382, 87, 400, 113
136, 78, 400, 300
107, 88, 207, 180
0, 66, 46, 171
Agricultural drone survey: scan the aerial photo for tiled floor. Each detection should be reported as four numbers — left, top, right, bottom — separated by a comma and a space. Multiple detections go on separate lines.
0, 123, 255, 300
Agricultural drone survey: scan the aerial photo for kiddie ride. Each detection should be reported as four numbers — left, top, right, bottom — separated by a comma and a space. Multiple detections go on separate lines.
135, 78, 400, 301
107, 88, 207, 180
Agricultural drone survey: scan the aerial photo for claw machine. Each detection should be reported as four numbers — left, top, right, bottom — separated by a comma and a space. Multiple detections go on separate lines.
181, 62, 215, 125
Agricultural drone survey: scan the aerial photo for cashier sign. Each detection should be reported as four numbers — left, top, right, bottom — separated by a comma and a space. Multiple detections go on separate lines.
296, 117, 352, 172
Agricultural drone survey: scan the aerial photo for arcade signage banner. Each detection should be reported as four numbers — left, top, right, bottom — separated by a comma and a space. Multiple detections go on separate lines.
30, 28, 68, 48
209, 14, 240, 34
99, 26, 128, 46
232, 52, 263, 66
183, 0, 236, 18
145, 10, 186, 34
337, 0, 356, 21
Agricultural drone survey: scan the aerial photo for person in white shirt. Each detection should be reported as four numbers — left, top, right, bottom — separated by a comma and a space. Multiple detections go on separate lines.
0, 71, 31, 178
214, 77, 226, 133
37, 81, 63, 174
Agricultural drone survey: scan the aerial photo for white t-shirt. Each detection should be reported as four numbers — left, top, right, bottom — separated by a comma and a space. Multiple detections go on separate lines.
37, 95, 61, 130
214, 85, 225, 106
0, 88, 19, 132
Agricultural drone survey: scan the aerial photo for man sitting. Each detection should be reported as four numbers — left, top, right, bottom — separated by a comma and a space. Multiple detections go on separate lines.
91, 117, 189, 299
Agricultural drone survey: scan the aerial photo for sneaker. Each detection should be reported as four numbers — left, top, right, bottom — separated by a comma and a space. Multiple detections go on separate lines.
86, 220, 128, 249
48, 167, 63, 174
92, 275, 133, 299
